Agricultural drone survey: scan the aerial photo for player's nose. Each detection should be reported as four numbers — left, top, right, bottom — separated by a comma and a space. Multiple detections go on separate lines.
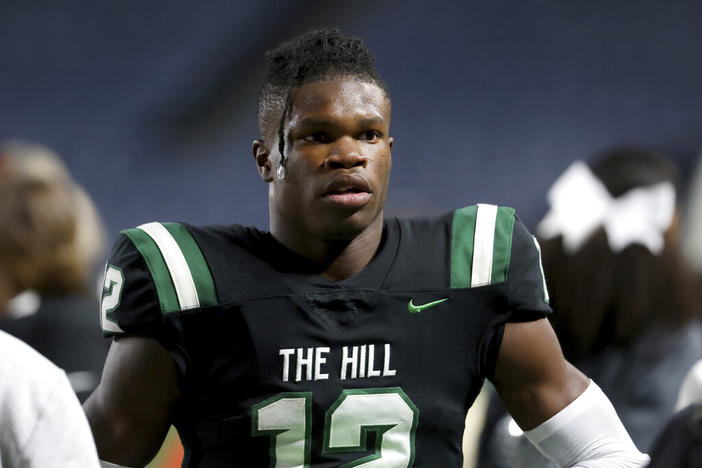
324, 137, 367, 169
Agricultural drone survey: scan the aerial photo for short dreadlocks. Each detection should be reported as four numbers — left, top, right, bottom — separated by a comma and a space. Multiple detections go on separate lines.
257, 29, 389, 163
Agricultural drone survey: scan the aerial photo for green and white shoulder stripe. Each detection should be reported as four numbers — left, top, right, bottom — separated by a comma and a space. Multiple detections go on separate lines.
450, 204, 515, 288
122, 222, 218, 313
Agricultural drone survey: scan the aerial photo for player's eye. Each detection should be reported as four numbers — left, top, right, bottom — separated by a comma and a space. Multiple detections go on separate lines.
358, 130, 381, 142
302, 132, 331, 143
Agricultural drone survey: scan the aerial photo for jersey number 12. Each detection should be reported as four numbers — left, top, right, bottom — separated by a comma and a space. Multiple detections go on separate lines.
252, 387, 418, 468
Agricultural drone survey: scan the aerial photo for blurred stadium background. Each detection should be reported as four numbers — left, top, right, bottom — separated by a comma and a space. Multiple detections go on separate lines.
2, 1, 702, 467
2, 0, 701, 238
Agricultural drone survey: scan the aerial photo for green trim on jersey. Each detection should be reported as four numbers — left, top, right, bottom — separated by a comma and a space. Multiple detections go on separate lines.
450, 205, 478, 288
490, 206, 515, 284
122, 228, 180, 313
123, 222, 220, 314
162, 222, 218, 308
450, 205, 516, 288
251, 392, 313, 468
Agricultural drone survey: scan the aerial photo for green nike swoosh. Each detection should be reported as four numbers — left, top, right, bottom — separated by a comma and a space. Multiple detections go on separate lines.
408, 297, 449, 313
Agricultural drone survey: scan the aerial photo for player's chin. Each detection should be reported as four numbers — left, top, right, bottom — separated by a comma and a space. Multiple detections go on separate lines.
315, 206, 381, 240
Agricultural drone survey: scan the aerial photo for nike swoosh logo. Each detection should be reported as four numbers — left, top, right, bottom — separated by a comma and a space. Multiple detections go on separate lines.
408, 297, 449, 313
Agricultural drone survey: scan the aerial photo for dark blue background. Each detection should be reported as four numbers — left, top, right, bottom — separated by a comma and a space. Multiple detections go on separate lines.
2, 0, 701, 238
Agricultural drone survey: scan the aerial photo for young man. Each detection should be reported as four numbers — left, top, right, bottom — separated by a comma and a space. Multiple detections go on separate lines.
84, 30, 649, 467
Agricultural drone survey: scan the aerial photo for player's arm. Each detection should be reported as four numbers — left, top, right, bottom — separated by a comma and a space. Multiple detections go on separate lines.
83, 335, 179, 467
492, 318, 650, 467
84, 228, 188, 466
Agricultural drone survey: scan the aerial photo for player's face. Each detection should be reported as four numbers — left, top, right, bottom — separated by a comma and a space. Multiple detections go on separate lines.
268, 77, 393, 241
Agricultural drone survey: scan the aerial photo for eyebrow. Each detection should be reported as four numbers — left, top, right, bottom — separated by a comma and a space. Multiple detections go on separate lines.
296, 116, 387, 128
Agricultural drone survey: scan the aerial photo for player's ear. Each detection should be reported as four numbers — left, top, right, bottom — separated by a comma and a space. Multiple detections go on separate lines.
253, 139, 274, 183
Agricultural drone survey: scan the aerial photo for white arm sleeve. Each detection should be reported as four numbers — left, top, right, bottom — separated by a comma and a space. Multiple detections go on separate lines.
524, 380, 650, 467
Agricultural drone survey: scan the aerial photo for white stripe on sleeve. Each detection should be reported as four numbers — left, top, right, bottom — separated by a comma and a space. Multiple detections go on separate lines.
471, 203, 498, 287
138, 222, 200, 310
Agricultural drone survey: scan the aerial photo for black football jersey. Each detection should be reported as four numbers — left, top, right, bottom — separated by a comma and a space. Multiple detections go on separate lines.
100, 204, 550, 467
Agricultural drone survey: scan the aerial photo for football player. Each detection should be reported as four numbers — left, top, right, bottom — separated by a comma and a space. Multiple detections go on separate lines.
85, 29, 649, 467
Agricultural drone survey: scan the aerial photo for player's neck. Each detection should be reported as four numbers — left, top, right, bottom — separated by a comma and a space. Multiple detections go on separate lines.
270, 215, 384, 282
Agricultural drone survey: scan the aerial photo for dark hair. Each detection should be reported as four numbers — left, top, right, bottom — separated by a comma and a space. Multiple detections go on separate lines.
590, 145, 680, 197
257, 29, 389, 162
540, 146, 699, 362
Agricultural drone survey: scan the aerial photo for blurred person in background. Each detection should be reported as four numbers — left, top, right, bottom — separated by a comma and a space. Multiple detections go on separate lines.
647, 148, 702, 468
647, 401, 702, 468
674, 147, 702, 413
478, 146, 702, 467
0, 159, 100, 466
0, 141, 109, 402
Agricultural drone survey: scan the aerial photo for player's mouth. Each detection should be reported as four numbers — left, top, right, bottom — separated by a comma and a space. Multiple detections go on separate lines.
322, 175, 372, 208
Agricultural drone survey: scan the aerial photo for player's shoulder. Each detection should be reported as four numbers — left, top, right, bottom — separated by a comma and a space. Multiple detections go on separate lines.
101, 221, 276, 335
109, 221, 251, 297
394, 203, 519, 248
386, 204, 518, 289
111, 220, 261, 267
449, 203, 517, 237
395, 203, 518, 234
115, 221, 249, 253
390, 203, 549, 315
445, 203, 549, 310
447, 204, 521, 288
396, 203, 536, 286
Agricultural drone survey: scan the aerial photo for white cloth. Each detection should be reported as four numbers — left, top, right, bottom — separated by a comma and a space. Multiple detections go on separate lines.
675, 358, 702, 410
537, 161, 675, 255
0, 330, 100, 467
